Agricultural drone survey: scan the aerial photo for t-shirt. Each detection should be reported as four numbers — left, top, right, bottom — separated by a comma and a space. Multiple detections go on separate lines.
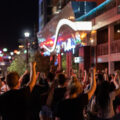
30, 85, 49, 120
52, 87, 66, 115
0, 86, 31, 120
56, 93, 88, 120
97, 91, 116, 119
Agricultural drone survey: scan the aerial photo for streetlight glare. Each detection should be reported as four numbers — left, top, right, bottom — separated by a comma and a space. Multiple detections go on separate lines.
0, 54, 3, 57
24, 50, 27, 54
3, 48, 8, 52
16, 51, 20, 55
24, 32, 30, 37
8, 56, 12, 59
10, 52, 14, 56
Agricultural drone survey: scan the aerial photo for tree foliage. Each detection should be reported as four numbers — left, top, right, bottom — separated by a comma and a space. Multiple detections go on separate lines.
8, 51, 50, 76
7, 54, 26, 76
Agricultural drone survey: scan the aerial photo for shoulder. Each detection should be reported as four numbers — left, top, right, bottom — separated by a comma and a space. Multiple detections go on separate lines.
18, 86, 31, 95
110, 91, 116, 97
77, 93, 88, 105
109, 91, 116, 100
78, 93, 88, 100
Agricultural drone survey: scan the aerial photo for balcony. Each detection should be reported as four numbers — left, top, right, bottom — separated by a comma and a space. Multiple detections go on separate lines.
97, 39, 120, 56
97, 43, 108, 56
111, 39, 120, 53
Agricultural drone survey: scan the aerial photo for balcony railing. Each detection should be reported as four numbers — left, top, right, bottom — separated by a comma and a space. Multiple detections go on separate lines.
111, 39, 120, 53
97, 43, 108, 56
97, 39, 120, 56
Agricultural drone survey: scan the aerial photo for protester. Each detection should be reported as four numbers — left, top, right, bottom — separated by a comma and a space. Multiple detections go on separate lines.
89, 70, 120, 120
52, 74, 67, 118
20, 71, 49, 120
0, 62, 37, 120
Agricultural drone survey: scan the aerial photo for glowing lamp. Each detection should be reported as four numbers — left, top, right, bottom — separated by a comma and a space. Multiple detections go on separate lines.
16, 51, 20, 55
117, 29, 120, 33
24, 50, 27, 54
14, 50, 18, 54
0, 54, 3, 57
3, 48, 8, 52
10, 52, 14, 56
19, 45, 24, 49
24, 32, 30, 38
8, 56, 12, 59
90, 39, 94, 43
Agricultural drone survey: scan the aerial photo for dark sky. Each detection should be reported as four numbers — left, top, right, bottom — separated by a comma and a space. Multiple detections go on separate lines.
0, 0, 38, 51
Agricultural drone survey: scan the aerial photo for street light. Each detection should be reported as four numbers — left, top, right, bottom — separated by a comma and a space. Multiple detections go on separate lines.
24, 32, 30, 38
3, 48, 8, 52
24, 32, 30, 68
10, 52, 14, 56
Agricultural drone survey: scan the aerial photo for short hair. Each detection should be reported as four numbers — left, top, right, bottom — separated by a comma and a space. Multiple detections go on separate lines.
58, 74, 66, 86
47, 72, 55, 82
7, 72, 20, 89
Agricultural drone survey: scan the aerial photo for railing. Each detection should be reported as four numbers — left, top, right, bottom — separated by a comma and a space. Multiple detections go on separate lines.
97, 43, 108, 56
97, 39, 120, 56
111, 39, 120, 53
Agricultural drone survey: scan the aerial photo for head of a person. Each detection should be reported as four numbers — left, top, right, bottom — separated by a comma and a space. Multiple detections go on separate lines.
6, 72, 20, 89
47, 72, 55, 83
105, 68, 108, 73
68, 76, 83, 98
40, 72, 46, 79
58, 74, 66, 86
50, 65, 56, 73
96, 73, 104, 85
21, 73, 30, 87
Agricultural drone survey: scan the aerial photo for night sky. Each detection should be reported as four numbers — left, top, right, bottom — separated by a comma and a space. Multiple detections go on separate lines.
0, 0, 38, 51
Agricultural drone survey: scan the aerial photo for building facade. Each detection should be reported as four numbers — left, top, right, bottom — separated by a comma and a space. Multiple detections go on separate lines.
92, 0, 120, 74
38, 0, 53, 31
38, 0, 120, 77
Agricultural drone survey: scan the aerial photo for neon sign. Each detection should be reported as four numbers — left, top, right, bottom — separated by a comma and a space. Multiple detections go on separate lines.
43, 19, 92, 53
56, 32, 87, 54
56, 38, 75, 54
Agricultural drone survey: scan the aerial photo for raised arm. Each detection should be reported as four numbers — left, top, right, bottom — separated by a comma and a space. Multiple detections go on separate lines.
112, 73, 119, 89
83, 70, 87, 83
114, 73, 120, 96
19, 70, 29, 84
87, 68, 96, 100
28, 62, 37, 91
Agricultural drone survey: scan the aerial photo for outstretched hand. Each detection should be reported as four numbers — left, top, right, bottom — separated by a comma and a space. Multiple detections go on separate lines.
30, 61, 36, 68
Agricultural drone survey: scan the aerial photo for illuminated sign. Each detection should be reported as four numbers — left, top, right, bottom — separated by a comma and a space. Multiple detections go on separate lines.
43, 19, 92, 53
56, 38, 75, 54
56, 32, 86, 54
74, 57, 84, 63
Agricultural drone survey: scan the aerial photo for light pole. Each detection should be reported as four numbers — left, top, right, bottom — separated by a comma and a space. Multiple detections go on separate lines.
24, 32, 30, 68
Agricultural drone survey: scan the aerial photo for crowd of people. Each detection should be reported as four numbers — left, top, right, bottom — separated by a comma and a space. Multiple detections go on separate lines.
0, 63, 120, 120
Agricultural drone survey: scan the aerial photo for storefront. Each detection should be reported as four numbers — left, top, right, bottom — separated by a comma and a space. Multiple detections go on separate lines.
37, 1, 97, 77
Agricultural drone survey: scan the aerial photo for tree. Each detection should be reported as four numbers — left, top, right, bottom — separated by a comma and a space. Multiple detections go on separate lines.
8, 51, 51, 76
7, 53, 26, 76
